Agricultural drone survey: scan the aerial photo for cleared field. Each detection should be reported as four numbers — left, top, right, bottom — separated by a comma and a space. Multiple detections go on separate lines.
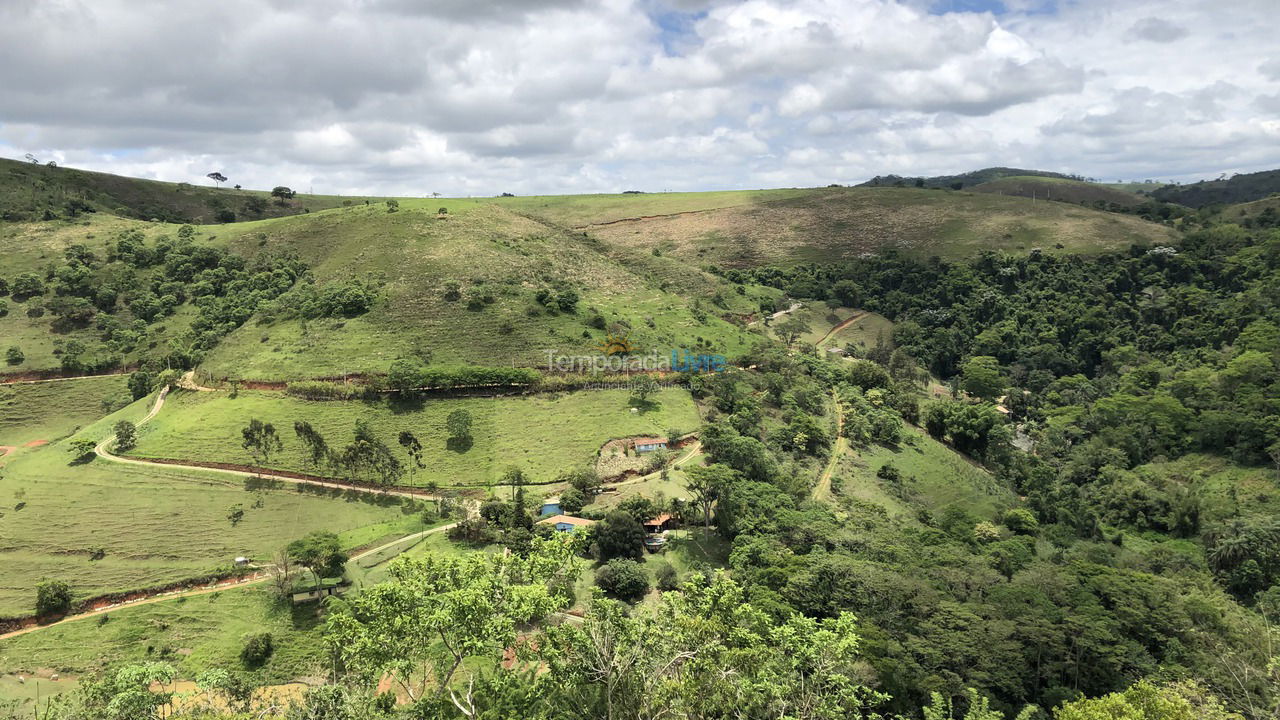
969, 176, 1149, 208
0, 585, 325, 703
588, 186, 1177, 265
128, 387, 701, 487
834, 424, 1013, 521
0, 398, 421, 616
493, 189, 811, 228
0, 375, 131, 452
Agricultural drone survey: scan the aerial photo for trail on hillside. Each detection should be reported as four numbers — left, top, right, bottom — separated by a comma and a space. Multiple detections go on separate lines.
812, 391, 845, 502
815, 311, 868, 347
0, 522, 457, 642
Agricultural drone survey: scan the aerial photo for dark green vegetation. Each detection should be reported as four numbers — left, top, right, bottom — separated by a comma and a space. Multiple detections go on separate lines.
1152, 169, 1280, 208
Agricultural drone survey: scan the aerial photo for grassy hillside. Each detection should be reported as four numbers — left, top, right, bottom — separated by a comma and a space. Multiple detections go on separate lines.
0, 376, 131, 453
0, 443, 416, 617
198, 201, 774, 379
1, 170, 1178, 379
128, 387, 701, 487
969, 175, 1148, 208
586, 186, 1178, 266
858, 166, 1075, 189
0, 156, 373, 224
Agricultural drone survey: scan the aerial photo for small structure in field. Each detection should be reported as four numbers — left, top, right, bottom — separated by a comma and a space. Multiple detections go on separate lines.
234, 556, 250, 567
643, 513, 674, 533
633, 437, 668, 453
538, 514, 596, 533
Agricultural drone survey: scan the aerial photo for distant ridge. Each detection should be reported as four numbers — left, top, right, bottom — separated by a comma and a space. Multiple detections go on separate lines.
1151, 168, 1280, 208
858, 166, 1077, 190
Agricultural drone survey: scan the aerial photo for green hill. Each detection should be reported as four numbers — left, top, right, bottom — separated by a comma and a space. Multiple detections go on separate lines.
0, 168, 1177, 380
969, 175, 1149, 208
1151, 168, 1280, 207
858, 165, 1076, 189
0, 156, 375, 224
580, 186, 1177, 267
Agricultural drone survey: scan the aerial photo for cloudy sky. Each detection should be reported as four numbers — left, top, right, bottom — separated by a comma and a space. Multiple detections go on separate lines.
1, 0, 1277, 196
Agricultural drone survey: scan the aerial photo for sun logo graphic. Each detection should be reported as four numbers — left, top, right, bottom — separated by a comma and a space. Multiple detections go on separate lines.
596, 332, 635, 356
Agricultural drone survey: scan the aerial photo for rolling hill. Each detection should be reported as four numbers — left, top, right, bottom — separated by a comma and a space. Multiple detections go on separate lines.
0, 156, 372, 224
0, 166, 1177, 379
1151, 168, 1280, 207
857, 165, 1076, 189
968, 175, 1149, 208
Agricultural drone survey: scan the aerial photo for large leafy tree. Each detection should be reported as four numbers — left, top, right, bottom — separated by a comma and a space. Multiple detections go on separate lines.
324, 534, 579, 709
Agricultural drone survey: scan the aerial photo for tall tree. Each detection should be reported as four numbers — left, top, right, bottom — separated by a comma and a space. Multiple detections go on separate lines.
242, 419, 283, 465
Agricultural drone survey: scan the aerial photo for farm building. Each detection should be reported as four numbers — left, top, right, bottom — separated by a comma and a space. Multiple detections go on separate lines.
537, 514, 596, 532
633, 437, 668, 453
539, 497, 562, 516
644, 513, 674, 533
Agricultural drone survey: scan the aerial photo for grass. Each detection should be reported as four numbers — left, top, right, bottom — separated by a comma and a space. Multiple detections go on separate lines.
833, 424, 1013, 521
969, 176, 1148, 208
128, 387, 701, 488
492, 189, 812, 228
0, 395, 422, 617
195, 202, 769, 379
0, 585, 328, 706
587, 186, 1177, 266
0, 376, 131, 454
1131, 453, 1280, 524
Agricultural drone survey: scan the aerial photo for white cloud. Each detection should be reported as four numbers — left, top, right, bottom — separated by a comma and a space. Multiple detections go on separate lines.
0, 0, 1276, 194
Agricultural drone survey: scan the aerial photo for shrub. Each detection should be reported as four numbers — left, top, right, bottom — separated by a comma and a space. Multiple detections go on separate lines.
1002, 508, 1040, 535
36, 579, 72, 617
4, 346, 22, 365
240, 632, 274, 667
655, 561, 680, 591
560, 487, 587, 513
285, 380, 366, 401
595, 559, 650, 601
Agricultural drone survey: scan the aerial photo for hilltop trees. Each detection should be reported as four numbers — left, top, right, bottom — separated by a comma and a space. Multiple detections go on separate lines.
271, 186, 295, 204
206, 171, 227, 188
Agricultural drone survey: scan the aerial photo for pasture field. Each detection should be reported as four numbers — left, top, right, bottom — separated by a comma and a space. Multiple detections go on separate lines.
969, 175, 1149, 207
0, 375, 131, 453
0, 585, 325, 705
197, 202, 768, 379
834, 424, 1013, 521
492, 188, 811, 228
588, 186, 1177, 266
0, 397, 423, 617
128, 387, 701, 488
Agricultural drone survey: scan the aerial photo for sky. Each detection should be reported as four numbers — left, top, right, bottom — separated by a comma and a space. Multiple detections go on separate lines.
1, 0, 1277, 197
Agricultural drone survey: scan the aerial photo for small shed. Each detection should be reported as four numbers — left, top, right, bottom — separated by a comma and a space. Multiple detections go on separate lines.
633, 437, 668, 453
537, 514, 597, 533
234, 556, 250, 567
539, 497, 562, 516
643, 513, 674, 533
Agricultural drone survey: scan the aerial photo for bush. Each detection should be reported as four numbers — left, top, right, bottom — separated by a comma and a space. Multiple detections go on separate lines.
655, 561, 680, 591
4, 346, 22, 365
285, 380, 367, 401
241, 632, 274, 667
1002, 508, 1040, 535
36, 579, 72, 617
560, 487, 587, 513
595, 559, 650, 601
595, 511, 646, 560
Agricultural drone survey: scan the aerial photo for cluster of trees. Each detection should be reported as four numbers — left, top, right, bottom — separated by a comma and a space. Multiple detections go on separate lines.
385, 359, 540, 393
1, 225, 312, 372
34, 539, 1257, 719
